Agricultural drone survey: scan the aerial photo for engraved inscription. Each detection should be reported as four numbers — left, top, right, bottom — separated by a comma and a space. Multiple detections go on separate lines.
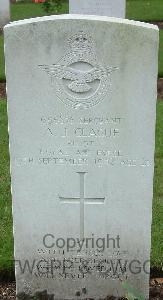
14, 114, 151, 168
39, 31, 118, 109
59, 172, 105, 239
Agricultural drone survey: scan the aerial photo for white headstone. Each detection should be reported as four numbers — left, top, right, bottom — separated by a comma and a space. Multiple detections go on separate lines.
0, 0, 10, 28
69, 0, 126, 18
4, 15, 158, 299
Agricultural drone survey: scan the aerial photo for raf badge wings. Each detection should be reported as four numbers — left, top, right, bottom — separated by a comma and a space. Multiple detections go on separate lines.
39, 31, 118, 109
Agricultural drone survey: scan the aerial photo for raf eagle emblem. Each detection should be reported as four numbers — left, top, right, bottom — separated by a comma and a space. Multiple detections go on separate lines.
39, 32, 118, 109
39, 64, 118, 94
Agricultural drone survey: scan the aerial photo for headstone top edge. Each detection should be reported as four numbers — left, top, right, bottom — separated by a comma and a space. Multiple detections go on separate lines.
4, 14, 158, 31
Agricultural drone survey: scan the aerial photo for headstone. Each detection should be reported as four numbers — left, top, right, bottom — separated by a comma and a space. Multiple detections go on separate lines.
4, 15, 158, 299
69, 0, 126, 18
0, 0, 10, 28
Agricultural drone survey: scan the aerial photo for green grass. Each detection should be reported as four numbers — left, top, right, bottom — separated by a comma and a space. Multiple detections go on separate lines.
0, 101, 13, 273
151, 101, 163, 267
10, 0, 163, 22
11, 2, 68, 21
0, 35, 5, 82
0, 100, 162, 272
126, 0, 163, 21
9, 0, 163, 22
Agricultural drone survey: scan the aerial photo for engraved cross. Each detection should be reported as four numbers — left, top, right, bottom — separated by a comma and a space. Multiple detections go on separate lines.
59, 172, 105, 239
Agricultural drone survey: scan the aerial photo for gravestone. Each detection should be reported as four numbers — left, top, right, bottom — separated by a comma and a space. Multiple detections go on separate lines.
4, 15, 158, 299
69, 0, 126, 18
0, 0, 10, 28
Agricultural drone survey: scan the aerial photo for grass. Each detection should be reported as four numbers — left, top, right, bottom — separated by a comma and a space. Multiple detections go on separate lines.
0, 100, 162, 272
11, 2, 68, 21
9, 0, 163, 22
126, 0, 163, 21
151, 101, 163, 267
0, 35, 5, 82
0, 101, 13, 273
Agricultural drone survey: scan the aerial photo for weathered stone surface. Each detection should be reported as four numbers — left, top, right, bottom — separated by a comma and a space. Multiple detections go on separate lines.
0, 0, 10, 28
4, 15, 158, 299
69, 0, 126, 18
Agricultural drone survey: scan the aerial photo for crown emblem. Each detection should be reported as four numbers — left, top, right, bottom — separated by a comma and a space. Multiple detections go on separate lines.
68, 32, 93, 54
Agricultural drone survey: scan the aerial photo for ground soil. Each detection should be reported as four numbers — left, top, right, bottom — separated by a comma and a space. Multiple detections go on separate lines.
0, 282, 15, 300
0, 83, 6, 99
158, 78, 163, 100
151, 21, 163, 29
0, 279, 162, 300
